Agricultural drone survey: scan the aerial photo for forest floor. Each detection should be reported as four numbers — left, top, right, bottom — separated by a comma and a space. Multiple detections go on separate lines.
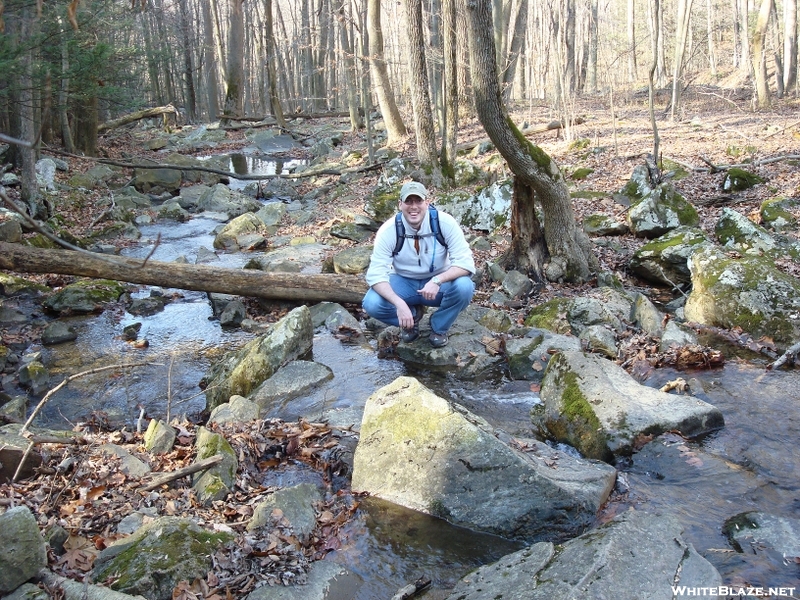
3, 88, 800, 598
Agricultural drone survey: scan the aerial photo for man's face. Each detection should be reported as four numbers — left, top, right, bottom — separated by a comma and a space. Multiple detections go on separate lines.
399, 194, 428, 229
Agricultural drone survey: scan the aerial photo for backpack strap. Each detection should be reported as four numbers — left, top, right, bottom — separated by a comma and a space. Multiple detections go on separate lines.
392, 213, 405, 256
428, 205, 448, 249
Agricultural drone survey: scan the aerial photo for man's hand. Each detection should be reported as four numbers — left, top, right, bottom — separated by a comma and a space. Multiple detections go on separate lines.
418, 280, 440, 301
396, 303, 416, 329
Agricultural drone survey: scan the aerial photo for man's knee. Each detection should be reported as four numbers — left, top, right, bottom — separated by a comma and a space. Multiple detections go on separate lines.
450, 275, 475, 300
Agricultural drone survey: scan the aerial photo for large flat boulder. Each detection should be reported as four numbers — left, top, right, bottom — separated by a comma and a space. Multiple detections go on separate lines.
352, 377, 616, 542
538, 351, 724, 461
445, 509, 721, 599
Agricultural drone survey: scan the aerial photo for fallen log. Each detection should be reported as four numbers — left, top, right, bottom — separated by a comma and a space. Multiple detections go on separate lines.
457, 117, 586, 152
98, 104, 179, 133
0, 242, 368, 304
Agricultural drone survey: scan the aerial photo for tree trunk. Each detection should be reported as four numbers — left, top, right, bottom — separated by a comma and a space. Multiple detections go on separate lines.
441, 0, 458, 181
465, 0, 595, 282
178, 0, 197, 122
784, 0, 798, 91
586, 0, 598, 92
670, 0, 694, 120
403, 0, 441, 176
0, 243, 367, 304
706, 0, 717, 76
202, 0, 221, 121
628, 0, 638, 81
367, 0, 407, 144
753, 0, 773, 108
222, 0, 245, 121
264, 0, 286, 127
336, 0, 364, 130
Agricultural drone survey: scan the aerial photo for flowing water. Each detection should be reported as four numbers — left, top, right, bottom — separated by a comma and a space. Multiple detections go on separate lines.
20, 176, 800, 596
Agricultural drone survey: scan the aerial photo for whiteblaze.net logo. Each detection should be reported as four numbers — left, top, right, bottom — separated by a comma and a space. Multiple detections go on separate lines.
671, 586, 797, 597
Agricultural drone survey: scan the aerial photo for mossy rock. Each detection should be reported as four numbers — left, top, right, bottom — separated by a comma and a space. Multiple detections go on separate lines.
364, 186, 401, 222
722, 168, 764, 192
524, 298, 573, 334
760, 197, 799, 232
0, 274, 49, 296
570, 167, 594, 180
43, 279, 127, 314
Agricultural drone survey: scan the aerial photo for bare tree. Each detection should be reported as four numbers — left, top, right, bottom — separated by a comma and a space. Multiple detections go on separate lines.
367, 0, 407, 144
403, 0, 441, 177
264, 0, 286, 127
784, 0, 798, 91
753, 0, 773, 108
335, 0, 363, 130
466, 0, 596, 282
669, 0, 694, 120
222, 0, 245, 121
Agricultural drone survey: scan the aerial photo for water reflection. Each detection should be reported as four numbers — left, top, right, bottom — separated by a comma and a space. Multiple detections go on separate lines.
201, 153, 307, 191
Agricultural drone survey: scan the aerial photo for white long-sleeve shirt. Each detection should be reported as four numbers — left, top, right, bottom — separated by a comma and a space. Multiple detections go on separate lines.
365, 207, 476, 287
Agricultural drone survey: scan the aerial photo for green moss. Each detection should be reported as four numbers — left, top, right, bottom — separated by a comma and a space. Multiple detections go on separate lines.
570, 167, 594, 180
524, 298, 572, 334
428, 498, 451, 519
552, 371, 610, 461
569, 138, 591, 151
723, 168, 764, 192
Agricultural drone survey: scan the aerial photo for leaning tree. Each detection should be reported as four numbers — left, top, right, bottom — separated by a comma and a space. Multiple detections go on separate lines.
465, 0, 597, 283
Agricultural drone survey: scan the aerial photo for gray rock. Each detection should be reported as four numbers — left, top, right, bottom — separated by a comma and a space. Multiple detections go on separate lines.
247, 483, 323, 543
685, 244, 800, 349
332, 245, 372, 274
629, 226, 709, 286
329, 221, 373, 242
567, 287, 634, 336
35, 158, 57, 191
98, 444, 151, 478
726, 512, 800, 557
502, 269, 533, 299
0, 425, 44, 482
193, 426, 238, 504
133, 161, 182, 194
583, 213, 629, 236
715, 207, 780, 254
506, 329, 582, 381
213, 212, 269, 250
0, 395, 26, 421
208, 394, 260, 424
255, 202, 287, 227
197, 184, 261, 219
18, 360, 49, 394
0, 219, 23, 243
446, 509, 721, 600
539, 351, 724, 460
659, 320, 698, 351
631, 292, 664, 337
0, 506, 47, 594
3, 583, 50, 600
195, 246, 219, 263
43, 280, 126, 315
202, 306, 314, 410
243, 243, 329, 273
41, 321, 78, 345
219, 299, 246, 328
579, 324, 617, 358
251, 360, 334, 416
157, 201, 190, 222
245, 561, 363, 600
92, 516, 233, 600
352, 377, 616, 542
436, 181, 512, 231
620, 165, 699, 238
143, 419, 176, 454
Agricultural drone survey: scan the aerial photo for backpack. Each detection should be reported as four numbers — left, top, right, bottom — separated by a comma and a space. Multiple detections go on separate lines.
392, 205, 448, 256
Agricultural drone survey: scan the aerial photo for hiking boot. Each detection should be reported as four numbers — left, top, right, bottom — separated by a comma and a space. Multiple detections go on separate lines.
400, 307, 425, 343
429, 331, 449, 348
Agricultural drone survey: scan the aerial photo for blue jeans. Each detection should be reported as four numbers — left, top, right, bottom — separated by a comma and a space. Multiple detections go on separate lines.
362, 274, 475, 334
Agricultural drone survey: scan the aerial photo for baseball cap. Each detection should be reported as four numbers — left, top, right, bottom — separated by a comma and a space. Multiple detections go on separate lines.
400, 181, 428, 203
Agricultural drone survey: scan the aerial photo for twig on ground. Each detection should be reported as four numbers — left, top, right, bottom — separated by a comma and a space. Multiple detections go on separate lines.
139, 454, 223, 492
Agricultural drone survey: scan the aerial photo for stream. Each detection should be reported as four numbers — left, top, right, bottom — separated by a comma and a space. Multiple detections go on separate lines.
17, 169, 800, 598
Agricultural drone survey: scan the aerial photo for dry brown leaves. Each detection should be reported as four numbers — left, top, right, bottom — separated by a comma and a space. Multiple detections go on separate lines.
0, 418, 360, 597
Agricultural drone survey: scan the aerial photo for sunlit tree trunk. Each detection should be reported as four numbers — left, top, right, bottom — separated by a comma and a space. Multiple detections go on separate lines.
403, 0, 441, 177
753, 0, 773, 108
58, 17, 76, 154
585, 0, 598, 91
441, 0, 458, 182
784, 0, 798, 91
336, 0, 363, 130
670, 0, 694, 120
628, 0, 638, 81
367, 0, 407, 144
201, 0, 221, 120
222, 0, 245, 120
738, 0, 752, 76
706, 0, 717, 76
